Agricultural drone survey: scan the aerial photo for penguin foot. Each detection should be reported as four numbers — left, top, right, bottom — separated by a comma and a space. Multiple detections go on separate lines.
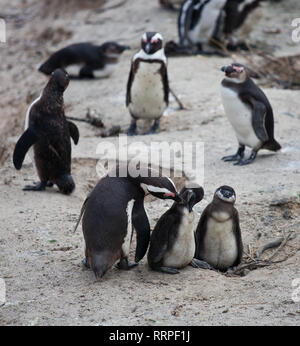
158, 266, 180, 274
234, 152, 257, 166
127, 120, 137, 136
222, 154, 242, 162
143, 119, 160, 135
82, 258, 90, 269
23, 182, 46, 191
115, 258, 138, 270
190, 259, 213, 270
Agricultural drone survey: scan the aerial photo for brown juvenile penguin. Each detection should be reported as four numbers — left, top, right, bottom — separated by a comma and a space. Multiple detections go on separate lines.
195, 186, 243, 271
13, 69, 79, 194
148, 186, 207, 274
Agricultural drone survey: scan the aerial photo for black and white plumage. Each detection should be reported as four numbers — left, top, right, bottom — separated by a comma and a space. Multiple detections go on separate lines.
39, 42, 130, 79
178, 0, 227, 51
148, 186, 205, 274
195, 186, 243, 271
13, 69, 79, 194
126, 32, 169, 136
74, 165, 180, 279
220, 63, 281, 165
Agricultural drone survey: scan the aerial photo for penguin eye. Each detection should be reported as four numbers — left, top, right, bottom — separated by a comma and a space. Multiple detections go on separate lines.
151, 38, 158, 44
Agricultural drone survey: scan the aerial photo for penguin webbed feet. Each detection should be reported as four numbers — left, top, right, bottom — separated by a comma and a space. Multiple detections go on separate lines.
222, 145, 245, 162
234, 151, 257, 166
190, 258, 213, 270
115, 258, 138, 271
23, 181, 46, 191
126, 120, 137, 136
143, 119, 160, 135
157, 266, 180, 274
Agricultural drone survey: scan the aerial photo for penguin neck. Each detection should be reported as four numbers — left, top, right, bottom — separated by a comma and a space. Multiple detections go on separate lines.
133, 48, 167, 64
210, 198, 234, 222
41, 85, 64, 115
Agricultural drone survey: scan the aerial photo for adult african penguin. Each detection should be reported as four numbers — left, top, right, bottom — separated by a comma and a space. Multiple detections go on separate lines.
195, 186, 243, 271
220, 62, 281, 165
39, 42, 130, 79
126, 32, 169, 135
178, 0, 227, 53
148, 186, 209, 274
73, 165, 180, 279
13, 69, 79, 194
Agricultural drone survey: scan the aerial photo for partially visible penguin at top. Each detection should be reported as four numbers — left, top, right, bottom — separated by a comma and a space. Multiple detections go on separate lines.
39, 41, 130, 79
126, 32, 169, 136
13, 69, 79, 194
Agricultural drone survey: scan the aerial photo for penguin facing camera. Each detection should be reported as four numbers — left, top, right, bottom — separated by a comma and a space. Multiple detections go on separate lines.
195, 186, 243, 271
126, 32, 169, 136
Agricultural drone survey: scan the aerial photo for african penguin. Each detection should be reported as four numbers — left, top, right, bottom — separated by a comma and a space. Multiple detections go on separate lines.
148, 186, 206, 274
220, 62, 281, 165
178, 0, 227, 54
223, 0, 265, 50
13, 69, 79, 194
73, 164, 180, 279
126, 32, 169, 135
39, 42, 130, 79
195, 186, 243, 271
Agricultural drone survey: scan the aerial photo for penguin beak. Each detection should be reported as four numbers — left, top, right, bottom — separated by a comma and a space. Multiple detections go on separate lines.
121, 45, 131, 52
221, 65, 236, 76
145, 43, 152, 54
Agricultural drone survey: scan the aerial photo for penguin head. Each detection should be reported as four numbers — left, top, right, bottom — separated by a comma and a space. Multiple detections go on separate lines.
179, 186, 204, 212
101, 41, 131, 56
215, 185, 236, 204
139, 176, 180, 202
141, 32, 164, 55
221, 63, 247, 82
50, 68, 69, 91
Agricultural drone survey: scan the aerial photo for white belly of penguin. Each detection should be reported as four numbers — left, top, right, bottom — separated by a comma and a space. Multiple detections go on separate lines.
195, 0, 227, 44
121, 199, 135, 258
202, 212, 238, 270
221, 86, 261, 149
163, 210, 195, 269
129, 62, 166, 120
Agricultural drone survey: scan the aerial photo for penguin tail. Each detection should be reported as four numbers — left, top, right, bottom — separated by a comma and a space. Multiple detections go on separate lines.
55, 174, 75, 195
263, 139, 281, 152
73, 196, 89, 233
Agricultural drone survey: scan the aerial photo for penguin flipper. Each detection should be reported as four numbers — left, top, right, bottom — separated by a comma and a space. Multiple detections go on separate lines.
73, 195, 89, 233
132, 200, 151, 262
126, 63, 134, 107
148, 212, 177, 266
13, 126, 40, 170
68, 121, 80, 145
194, 205, 209, 259
232, 208, 243, 267
249, 98, 269, 142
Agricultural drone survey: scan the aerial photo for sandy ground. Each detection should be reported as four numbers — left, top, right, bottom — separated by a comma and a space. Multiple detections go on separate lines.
0, 0, 300, 326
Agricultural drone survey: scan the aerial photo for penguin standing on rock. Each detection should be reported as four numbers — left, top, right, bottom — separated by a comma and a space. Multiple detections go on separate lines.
13, 69, 79, 194
39, 42, 130, 79
73, 165, 180, 279
195, 186, 243, 271
148, 186, 208, 274
220, 63, 281, 165
126, 32, 169, 135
